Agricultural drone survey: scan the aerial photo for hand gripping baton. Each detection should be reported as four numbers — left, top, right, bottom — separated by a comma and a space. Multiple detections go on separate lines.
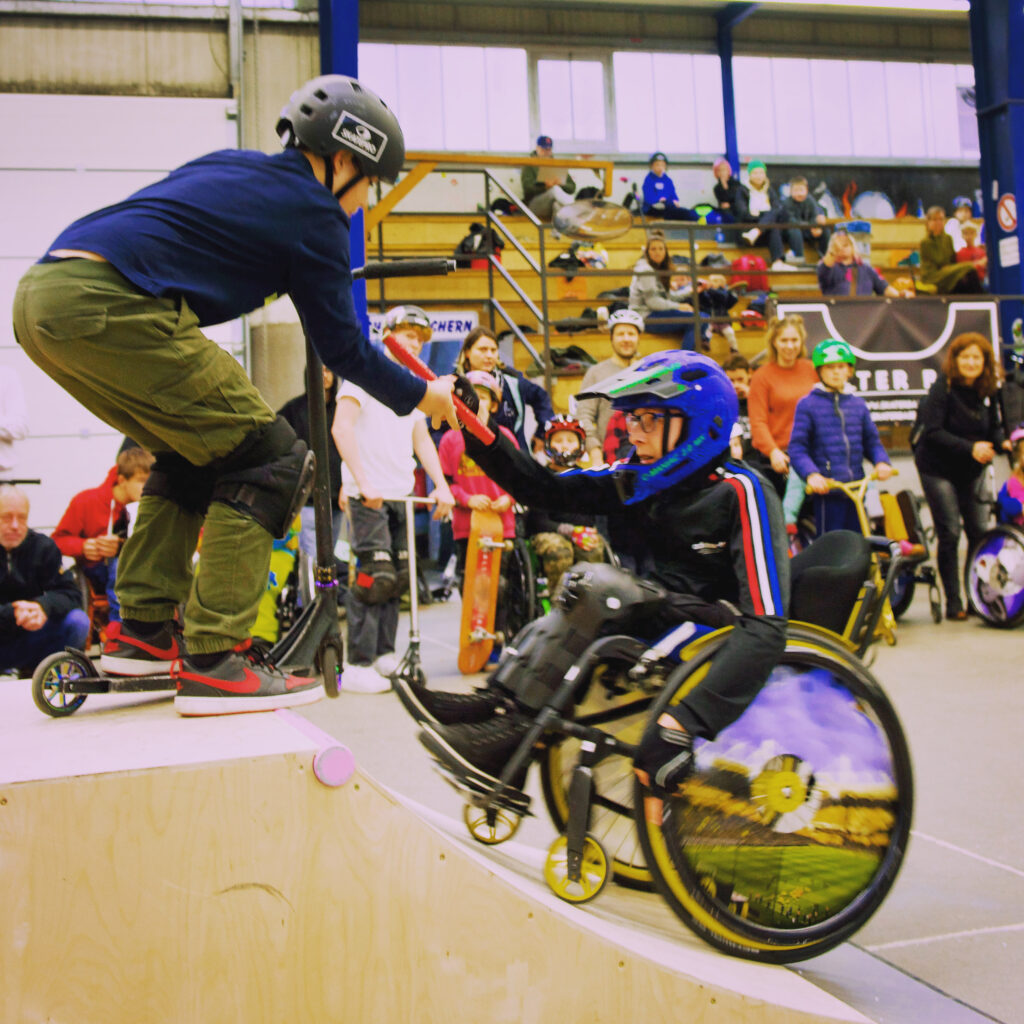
382, 334, 495, 445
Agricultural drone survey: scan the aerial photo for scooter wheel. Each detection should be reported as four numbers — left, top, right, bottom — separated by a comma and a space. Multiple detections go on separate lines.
543, 834, 609, 904
32, 650, 92, 717
463, 803, 522, 845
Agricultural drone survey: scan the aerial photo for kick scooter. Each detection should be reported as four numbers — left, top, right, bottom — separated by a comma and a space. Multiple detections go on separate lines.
30, 258, 457, 717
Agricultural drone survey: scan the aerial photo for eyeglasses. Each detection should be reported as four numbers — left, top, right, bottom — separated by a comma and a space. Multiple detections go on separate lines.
624, 411, 667, 434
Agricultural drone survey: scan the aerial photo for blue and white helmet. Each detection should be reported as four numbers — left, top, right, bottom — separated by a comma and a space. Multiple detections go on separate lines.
578, 350, 737, 504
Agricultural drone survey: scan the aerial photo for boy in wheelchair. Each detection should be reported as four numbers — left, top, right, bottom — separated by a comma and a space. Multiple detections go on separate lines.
527, 414, 604, 597
404, 350, 790, 806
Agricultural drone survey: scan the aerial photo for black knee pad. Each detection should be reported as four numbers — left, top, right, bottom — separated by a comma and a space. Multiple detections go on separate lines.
352, 549, 397, 604
210, 417, 315, 539
142, 452, 220, 517
392, 546, 410, 596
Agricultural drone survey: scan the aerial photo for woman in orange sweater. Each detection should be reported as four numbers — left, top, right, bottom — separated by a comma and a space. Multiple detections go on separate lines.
747, 314, 818, 495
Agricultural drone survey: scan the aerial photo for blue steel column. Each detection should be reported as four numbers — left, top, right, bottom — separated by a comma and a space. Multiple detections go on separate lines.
715, 4, 757, 174
967, 0, 1024, 355
319, 0, 368, 333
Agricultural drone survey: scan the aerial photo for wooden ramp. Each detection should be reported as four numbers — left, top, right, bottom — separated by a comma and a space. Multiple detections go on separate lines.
0, 686, 871, 1024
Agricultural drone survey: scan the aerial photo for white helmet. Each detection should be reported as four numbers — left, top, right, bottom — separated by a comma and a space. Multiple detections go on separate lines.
608, 308, 644, 334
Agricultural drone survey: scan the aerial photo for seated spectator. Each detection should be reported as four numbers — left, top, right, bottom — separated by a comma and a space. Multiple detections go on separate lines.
945, 195, 975, 252
455, 326, 554, 454
696, 272, 741, 353
921, 206, 985, 294
1, 484, 89, 677
52, 446, 154, 623
956, 221, 988, 279
789, 339, 892, 535
711, 157, 741, 223
526, 416, 604, 597
520, 135, 576, 222
629, 231, 707, 351
576, 309, 645, 468
781, 176, 830, 261
641, 152, 698, 222
735, 160, 795, 272
818, 230, 913, 299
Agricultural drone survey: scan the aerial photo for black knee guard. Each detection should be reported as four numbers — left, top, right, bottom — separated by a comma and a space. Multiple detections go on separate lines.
352, 549, 397, 604
142, 452, 220, 517
490, 563, 664, 711
392, 545, 410, 596
210, 417, 316, 539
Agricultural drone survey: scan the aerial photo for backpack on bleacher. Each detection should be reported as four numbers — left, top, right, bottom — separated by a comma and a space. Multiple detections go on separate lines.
731, 254, 769, 293
453, 222, 505, 268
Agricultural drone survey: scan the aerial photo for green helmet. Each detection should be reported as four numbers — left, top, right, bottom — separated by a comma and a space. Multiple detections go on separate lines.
812, 338, 856, 368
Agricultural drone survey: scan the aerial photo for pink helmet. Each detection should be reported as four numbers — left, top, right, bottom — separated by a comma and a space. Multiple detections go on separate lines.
465, 369, 501, 402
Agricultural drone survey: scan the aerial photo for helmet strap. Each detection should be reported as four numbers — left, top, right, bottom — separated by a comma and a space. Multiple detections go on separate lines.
336, 169, 366, 201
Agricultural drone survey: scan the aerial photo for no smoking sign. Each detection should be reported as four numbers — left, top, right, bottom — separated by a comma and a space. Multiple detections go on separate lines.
997, 193, 1017, 232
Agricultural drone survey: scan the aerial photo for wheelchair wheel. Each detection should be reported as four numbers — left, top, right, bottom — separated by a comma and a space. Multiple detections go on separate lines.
635, 625, 913, 963
539, 654, 657, 890
502, 538, 537, 642
967, 525, 1024, 628
32, 650, 92, 717
463, 803, 522, 845
543, 834, 610, 904
889, 568, 916, 620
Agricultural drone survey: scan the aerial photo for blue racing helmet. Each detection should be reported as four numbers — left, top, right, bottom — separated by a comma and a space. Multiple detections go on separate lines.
577, 350, 737, 504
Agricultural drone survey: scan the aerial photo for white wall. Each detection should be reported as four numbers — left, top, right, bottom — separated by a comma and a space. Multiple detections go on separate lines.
0, 94, 237, 529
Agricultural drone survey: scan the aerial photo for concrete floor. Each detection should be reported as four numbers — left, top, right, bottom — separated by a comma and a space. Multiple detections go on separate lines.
300, 456, 1024, 1024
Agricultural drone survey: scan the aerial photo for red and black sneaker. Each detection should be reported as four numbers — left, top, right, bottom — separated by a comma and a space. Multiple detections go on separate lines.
172, 639, 322, 717
100, 620, 182, 676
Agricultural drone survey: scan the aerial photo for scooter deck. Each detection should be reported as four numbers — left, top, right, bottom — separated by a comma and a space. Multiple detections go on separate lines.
457, 509, 504, 675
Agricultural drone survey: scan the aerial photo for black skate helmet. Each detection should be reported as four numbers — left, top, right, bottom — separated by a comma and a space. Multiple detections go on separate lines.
277, 75, 405, 186
543, 414, 586, 467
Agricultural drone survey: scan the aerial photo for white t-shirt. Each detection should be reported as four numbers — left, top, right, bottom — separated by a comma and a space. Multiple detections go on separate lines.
337, 380, 425, 499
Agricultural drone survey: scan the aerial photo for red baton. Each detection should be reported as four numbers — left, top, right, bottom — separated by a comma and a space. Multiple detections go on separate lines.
383, 334, 495, 444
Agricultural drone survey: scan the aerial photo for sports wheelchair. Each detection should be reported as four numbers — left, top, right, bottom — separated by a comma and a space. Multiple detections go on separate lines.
426, 531, 913, 963
967, 522, 1024, 627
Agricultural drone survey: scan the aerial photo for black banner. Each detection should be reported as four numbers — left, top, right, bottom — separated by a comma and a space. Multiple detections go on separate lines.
777, 298, 1001, 425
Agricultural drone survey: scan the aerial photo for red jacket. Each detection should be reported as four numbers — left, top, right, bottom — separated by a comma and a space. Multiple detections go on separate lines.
52, 467, 126, 564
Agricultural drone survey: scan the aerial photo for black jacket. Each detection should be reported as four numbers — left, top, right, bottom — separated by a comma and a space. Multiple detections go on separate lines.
913, 376, 1004, 487
465, 429, 789, 739
1, 531, 82, 642
278, 382, 342, 510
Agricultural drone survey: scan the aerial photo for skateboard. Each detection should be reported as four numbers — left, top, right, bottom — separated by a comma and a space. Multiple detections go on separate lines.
457, 509, 505, 674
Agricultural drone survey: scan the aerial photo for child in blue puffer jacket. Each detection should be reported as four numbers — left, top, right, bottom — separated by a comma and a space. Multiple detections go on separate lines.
788, 339, 893, 534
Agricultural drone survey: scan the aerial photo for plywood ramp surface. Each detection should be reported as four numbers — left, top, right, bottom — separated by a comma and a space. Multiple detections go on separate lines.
0, 688, 870, 1024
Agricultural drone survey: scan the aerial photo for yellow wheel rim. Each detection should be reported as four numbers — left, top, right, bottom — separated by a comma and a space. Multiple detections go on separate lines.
544, 835, 609, 904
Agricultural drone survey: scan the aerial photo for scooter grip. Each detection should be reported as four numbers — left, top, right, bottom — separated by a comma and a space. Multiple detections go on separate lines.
383, 334, 496, 445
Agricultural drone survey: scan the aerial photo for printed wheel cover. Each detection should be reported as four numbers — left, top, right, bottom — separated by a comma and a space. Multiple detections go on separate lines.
968, 526, 1024, 626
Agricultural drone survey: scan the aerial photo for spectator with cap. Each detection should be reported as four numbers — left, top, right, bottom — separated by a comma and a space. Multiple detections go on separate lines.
735, 160, 795, 272
641, 152, 698, 222
521, 135, 577, 221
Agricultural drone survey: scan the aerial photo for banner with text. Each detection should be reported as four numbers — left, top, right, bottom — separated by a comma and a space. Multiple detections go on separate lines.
777, 298, 1000, 424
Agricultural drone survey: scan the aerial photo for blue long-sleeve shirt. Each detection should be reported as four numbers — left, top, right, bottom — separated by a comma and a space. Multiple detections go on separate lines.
43, 148, 425, 415
642, 171, 680, 212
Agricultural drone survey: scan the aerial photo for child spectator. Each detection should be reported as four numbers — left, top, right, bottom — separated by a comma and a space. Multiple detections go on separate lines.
735, 160, 795, 272
781, 176, 830, 261
629, 231, 706, 351
577, 308, 644, 468
724, 354, 753, 462
788, 339, 892, 535
52, 446, 154, 624
526, 415, 604, 596
332, 311, 455, 694
711, 157, 741, 223
1, 484, 90, 677
818, 230, 913, 298
956, 221, 988, 279
521, 135, 577, 221
945, 195, 975, 252
641, 152, 698, 222
996, 428, 1024, 526
921, 206, 985, 294
439, 371, 519, 581
696, 272, 741, 353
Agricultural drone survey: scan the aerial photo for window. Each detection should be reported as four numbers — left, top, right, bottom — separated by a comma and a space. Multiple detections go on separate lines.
535, 57, 610, 149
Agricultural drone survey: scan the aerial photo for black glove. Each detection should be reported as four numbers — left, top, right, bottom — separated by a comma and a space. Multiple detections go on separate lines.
453, 374, 479, 416
635, 718, 694, 800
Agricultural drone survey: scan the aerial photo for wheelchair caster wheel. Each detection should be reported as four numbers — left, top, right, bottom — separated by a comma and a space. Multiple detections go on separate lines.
32, 650, 91, 718
543, 833, 609, 904
463, 803, 522, 845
